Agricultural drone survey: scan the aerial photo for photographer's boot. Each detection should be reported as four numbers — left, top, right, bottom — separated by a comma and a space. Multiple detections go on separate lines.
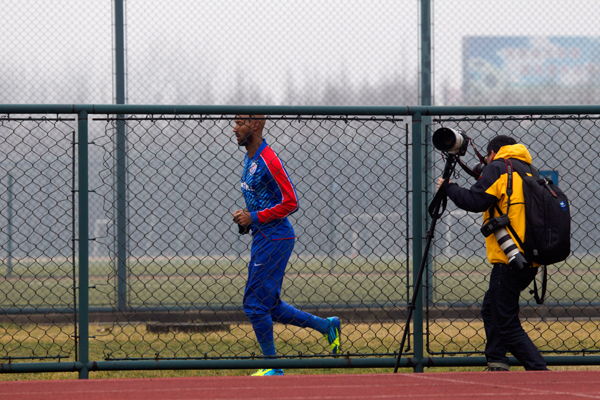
487, 362, 510, 371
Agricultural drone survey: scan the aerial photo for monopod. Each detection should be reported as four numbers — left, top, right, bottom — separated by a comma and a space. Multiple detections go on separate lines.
393, 152, 460, 373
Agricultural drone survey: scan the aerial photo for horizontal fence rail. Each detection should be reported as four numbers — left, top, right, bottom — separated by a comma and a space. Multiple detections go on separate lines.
1, 104, 600, 378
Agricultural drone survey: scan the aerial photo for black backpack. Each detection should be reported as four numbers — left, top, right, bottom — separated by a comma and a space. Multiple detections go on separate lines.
493, 159, 571, 303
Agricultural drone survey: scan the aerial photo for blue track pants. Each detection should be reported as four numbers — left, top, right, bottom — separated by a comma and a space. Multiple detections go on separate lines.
243, 233, 330, 357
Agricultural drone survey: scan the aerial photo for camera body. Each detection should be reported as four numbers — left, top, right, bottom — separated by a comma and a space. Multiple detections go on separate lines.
481, 215, 529, 269
480, 214, 510, 237
472, 161, 486, 176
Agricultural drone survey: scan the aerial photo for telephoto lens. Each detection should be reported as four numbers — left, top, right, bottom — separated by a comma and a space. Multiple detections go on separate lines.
494, 227, 529, 269
432, 128, 469, 155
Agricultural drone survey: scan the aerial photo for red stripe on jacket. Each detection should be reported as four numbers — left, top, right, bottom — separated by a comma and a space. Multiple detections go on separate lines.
257, 146, 298, 224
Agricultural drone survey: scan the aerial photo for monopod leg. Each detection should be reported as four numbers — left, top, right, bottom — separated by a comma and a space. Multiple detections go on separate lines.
393, 208, 440, 373
393, 154, 457, 373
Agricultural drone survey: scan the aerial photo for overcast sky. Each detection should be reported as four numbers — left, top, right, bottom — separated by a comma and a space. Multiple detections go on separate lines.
1, 0, 598, 105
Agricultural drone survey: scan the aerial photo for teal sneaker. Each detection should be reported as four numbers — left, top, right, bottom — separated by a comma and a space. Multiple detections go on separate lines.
251, 368, 284, 376
324, 317, 341, 354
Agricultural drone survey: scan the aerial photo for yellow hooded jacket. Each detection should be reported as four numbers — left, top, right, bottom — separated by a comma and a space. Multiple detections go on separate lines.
445, 144, 539, 267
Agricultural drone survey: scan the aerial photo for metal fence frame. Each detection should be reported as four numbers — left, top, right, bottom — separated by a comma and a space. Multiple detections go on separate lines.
2, 103, 600, 378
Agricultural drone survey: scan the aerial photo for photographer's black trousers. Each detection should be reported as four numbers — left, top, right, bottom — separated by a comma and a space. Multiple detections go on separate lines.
481, 263, 548, 371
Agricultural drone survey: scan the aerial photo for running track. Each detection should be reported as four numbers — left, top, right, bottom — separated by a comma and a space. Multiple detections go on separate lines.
2, 370, 600, 399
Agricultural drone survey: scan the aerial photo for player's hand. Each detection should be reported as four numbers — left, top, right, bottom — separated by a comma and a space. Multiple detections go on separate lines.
233, 208, 251, 226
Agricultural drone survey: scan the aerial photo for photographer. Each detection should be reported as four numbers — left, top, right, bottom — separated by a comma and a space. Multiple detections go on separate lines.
437, 135, 548, 372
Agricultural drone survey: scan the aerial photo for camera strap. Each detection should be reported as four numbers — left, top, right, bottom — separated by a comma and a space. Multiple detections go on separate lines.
493, 159, 523, 249
472, 140, 487, 165
457, 141, 487, 180
457, 158, 480, 179
492, 159, 517, 239
504, 159, 514, 214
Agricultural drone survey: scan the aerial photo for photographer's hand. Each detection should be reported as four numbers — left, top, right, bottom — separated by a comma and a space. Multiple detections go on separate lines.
437, 177, 452, 190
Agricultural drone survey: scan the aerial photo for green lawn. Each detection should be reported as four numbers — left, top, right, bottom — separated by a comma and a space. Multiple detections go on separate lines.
2, 256, 599, 309
1, 319, 600, 381
0, 255, 411, 308
2, 255, 600, 379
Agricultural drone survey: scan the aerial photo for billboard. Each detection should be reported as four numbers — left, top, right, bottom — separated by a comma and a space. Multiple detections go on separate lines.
463, 36, 600, 99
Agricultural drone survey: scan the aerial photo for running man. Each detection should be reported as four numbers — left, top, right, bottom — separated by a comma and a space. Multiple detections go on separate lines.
232, 115, 341, 376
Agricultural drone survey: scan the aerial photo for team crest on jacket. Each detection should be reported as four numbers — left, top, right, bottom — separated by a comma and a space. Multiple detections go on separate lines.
249, 162, 258, 175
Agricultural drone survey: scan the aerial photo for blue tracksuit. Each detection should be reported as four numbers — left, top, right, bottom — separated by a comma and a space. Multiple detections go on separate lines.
240, 139, 329, 356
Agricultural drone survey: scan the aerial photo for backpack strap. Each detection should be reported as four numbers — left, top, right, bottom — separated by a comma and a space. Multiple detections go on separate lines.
493, 159, 526, 250
492, 159, 547, 304
494, 203, 526, 249
530, 266, 547, 304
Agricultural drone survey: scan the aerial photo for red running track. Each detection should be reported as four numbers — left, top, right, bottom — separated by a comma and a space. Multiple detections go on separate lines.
1, 370, 600, 400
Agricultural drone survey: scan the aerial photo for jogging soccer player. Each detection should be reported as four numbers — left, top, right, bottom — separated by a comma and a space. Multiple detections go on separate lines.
232, 115, 341, 376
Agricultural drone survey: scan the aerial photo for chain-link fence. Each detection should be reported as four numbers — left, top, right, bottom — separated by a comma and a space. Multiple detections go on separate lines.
1, 105, 600, 376
0, 1, 113, 104
2, 1, 599, 106
91, 115, 410, 360
427, 114, 600, 356
0, 115, 78, 362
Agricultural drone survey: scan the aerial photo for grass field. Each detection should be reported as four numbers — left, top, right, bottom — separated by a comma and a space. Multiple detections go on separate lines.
2, 254, 600, 380
1, 319, 600, 381
1, 255, 599, 310
0, 255, 411, 308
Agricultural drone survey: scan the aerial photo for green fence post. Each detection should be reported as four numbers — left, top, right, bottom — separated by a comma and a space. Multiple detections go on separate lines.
419, 0, 432, 107
114, 0, 128, 311
420, 0, 435, 314
78, 110, 90, 379
114, 0, 126, 105
115, 120, 128, 312
411, 112, 425, 372
420, 0, 434, 364
6, 173, 13, 276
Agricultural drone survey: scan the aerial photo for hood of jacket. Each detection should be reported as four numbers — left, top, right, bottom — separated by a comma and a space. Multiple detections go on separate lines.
493, 143, 532, 164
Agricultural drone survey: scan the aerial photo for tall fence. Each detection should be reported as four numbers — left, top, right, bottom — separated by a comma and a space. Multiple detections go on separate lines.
1, 104, 600, 378
2, 1, 600, 107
